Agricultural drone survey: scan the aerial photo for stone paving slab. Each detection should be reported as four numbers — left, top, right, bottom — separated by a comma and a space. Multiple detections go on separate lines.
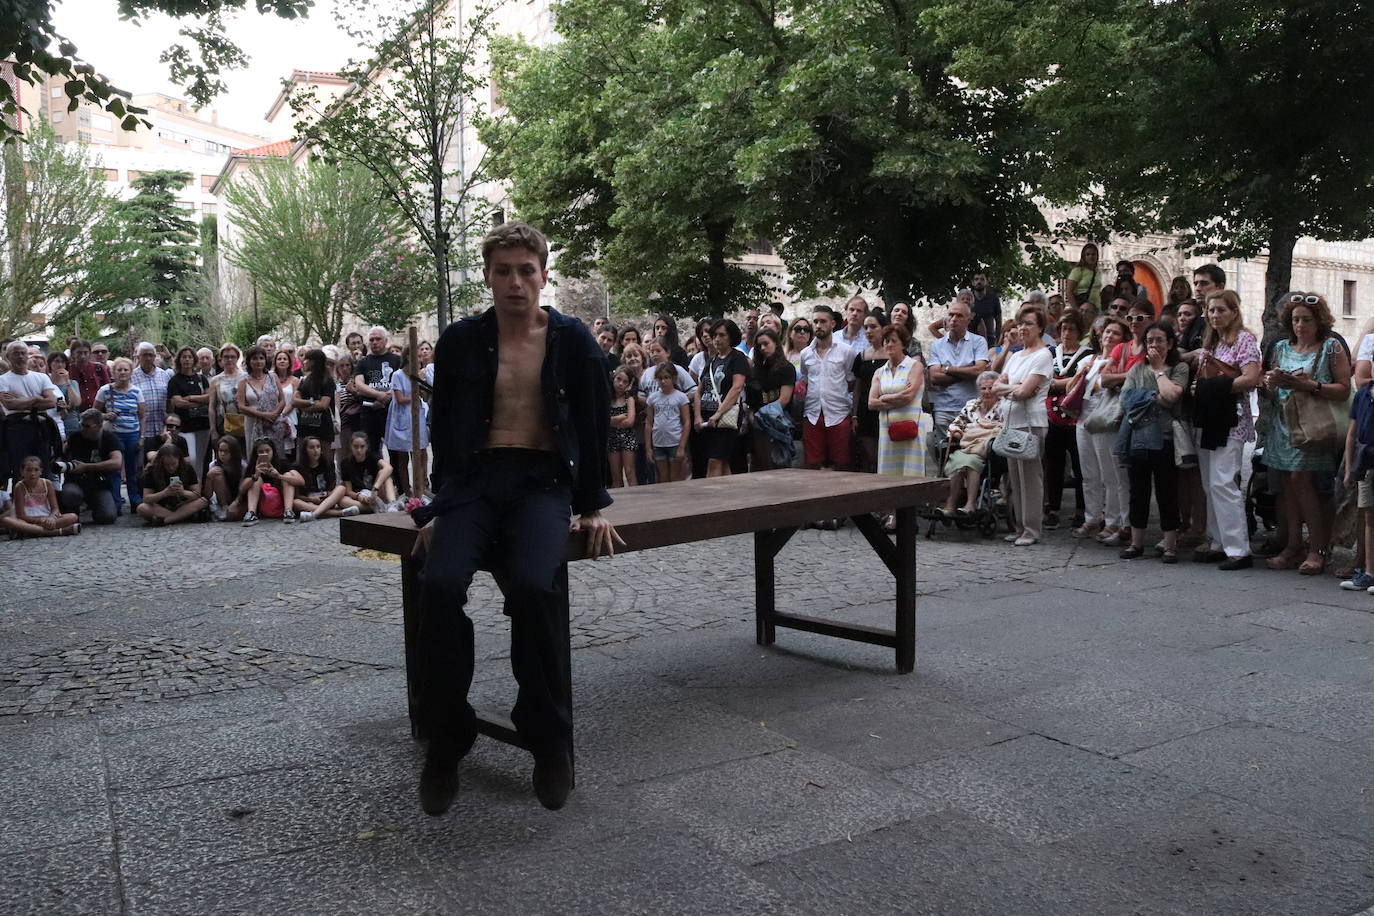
2, 512, 1373, 913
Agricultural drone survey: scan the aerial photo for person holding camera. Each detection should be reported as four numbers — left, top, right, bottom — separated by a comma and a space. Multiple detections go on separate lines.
56, 409, 122, 525
135, 443, 208, 526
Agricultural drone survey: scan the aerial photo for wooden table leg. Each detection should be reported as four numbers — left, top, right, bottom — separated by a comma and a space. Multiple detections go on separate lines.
894, 505, 916, 673
754, 527, 797, 645
400, 555, 424, 740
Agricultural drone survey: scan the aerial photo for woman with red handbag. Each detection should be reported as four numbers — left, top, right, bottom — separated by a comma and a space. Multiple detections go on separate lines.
870, 324, 925, 479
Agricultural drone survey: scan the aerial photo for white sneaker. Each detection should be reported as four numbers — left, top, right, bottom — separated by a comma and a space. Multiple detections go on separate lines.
299, 511, 314, 523
340, 505, 361, 517
212, 506, 227, 522
387, 499, 406, 513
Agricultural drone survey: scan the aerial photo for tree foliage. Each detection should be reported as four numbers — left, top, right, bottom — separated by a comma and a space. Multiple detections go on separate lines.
341, 240, 437, 331
0, 118, 112, 339
224, 158, 396, 343
58, 169, 209, 347
1, 0, 311, 143
292, 0, 497, 328
486, 0, 1047, 310
926, 0, 1374, 336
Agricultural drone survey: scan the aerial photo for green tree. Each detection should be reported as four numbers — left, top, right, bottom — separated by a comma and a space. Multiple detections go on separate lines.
0, 118, 112, 339
488, 0, 1046, 310
292, 0, 497, 328
1, 0, 310, 143
926, 0, 1374, 336
224, 158, 396, 343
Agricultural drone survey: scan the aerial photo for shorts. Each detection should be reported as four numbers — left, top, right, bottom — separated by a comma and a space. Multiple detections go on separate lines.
1359, 471, 1374, 510
803, 415, 853, 469
698, 426, 737, 462
652, 445, 679, 462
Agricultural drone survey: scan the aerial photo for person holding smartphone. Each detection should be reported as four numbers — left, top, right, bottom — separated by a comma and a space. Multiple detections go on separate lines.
135, 443, 207, 526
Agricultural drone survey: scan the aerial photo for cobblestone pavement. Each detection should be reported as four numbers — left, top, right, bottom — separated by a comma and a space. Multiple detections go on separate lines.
3, 504, 1372, 914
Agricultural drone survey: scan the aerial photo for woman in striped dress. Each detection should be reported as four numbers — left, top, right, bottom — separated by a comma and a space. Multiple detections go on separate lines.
870, 324, 925, 478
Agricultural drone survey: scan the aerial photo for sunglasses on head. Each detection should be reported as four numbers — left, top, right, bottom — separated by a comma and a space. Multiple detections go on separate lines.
1288, 294, 1320, 305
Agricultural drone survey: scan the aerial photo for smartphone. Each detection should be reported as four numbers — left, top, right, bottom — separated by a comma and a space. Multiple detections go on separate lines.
169, 476, 181, 487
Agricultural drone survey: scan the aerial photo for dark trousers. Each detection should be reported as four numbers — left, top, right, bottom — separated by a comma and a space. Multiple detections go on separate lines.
1043, 423, 1084, 515
59, 479, 118, 525
417, 450, 573, 756
1127, 446, 1180, 531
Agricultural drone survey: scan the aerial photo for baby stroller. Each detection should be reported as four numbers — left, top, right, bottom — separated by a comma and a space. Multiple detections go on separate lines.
919, 440, 1016, 539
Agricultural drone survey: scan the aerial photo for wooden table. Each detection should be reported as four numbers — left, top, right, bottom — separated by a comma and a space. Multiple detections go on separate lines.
340, 469, 943, 747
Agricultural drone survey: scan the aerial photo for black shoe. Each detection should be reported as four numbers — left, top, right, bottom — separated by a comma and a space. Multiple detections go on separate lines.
1044, 511, 1060, 530
1192, 548, 1226, 563
419, 743, 460, 816
1119, 545, 1144, 560
532, 747, 574, 810
1217, 555, 1253, 571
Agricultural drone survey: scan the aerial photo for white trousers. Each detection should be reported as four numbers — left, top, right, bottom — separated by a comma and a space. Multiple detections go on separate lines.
1076, 426, 1127, 527
1197, 437, 1250, 558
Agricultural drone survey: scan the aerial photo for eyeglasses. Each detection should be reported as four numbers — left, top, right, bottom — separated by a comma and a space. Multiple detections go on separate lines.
1288, 294, 1320, 305
165, 423, 181, 430
92, 349, 108, 355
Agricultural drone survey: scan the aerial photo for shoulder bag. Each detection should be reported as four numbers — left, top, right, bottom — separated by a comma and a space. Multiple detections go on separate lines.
992, 397, 1041, 460
705, 356, 741, 431
1081, 358, 1124, 433
1284, 340, 1345, 453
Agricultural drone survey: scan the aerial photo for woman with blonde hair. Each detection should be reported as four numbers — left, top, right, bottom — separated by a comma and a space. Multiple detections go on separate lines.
1191, 288, 1263, 569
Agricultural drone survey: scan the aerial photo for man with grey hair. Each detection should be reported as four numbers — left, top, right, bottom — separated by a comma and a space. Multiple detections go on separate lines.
255, 334, 277, 361
354, 325, 400, 454
925, 298, 990, 472
0, 339, 59, 486
131, 341, 173, 441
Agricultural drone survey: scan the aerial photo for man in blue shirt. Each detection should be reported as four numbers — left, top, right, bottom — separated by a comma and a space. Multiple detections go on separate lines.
926, 299, 990, 472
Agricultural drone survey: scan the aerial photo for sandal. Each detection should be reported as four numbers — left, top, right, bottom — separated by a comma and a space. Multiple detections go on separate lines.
1119, 545, 1145, 560
1299, 550, 1329, 576
1264, 549, 1303, 571
1160, 548, 1179, 564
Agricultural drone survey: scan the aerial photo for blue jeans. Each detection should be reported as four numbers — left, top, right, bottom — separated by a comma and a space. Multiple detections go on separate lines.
114, 430, 142, 507
418, 449, 574, 755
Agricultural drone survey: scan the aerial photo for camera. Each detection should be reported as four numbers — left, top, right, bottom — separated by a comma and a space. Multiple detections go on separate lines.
52, 460, 73, 475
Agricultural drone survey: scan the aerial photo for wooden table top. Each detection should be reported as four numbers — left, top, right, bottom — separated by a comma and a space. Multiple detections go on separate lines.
339, 469, 944, 560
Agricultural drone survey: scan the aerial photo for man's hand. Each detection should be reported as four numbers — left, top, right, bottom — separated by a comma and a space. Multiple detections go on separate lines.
571, 511, 625, 558
412, 523, 432, 563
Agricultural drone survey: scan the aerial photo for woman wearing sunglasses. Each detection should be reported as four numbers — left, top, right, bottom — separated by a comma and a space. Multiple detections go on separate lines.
1260, 292, 1350, 575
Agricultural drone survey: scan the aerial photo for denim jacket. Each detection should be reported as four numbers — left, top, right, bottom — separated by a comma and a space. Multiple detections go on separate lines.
423, 306, 612, 518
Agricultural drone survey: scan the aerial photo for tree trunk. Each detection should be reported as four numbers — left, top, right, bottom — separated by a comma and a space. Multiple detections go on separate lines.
704, 218, 732, 316
1261, 222, 1298, 348
433, 161, 451, 329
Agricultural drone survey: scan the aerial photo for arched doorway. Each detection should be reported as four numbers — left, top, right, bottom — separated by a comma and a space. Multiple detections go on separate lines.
1132, 260, 1163, 313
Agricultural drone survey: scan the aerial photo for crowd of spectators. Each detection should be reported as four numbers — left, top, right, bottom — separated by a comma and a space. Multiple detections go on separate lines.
4, 254, 1374, 597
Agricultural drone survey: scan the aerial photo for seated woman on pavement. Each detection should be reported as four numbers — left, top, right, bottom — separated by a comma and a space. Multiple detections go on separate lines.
339, 431, 400, 513
286, 435, 359, 522
240, 437, 294, 526
204, 434, 250, 522
3, 455, 80, 538
939, 371, 1005, 516
135, 444, 209, 526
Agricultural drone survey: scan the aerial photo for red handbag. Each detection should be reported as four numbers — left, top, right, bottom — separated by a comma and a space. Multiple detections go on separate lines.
888, 420, 920, 441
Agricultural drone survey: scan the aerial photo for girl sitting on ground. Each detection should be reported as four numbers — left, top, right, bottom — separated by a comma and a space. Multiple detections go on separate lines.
204, 435, 250, 522
2, 455, 80, 538
339, 431, 398, 513
136, 444, 209, 526
241, 437, 294, 526
286, 435, 359, 522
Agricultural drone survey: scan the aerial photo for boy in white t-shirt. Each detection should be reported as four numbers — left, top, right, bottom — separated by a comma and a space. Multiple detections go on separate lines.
644, 362, 690, 483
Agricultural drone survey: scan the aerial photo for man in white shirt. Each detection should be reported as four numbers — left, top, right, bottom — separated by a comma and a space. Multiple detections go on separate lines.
926, 299, 990, 470
798, 305, 856, 471
0, 340, 60, 486
838, 296, 868, 351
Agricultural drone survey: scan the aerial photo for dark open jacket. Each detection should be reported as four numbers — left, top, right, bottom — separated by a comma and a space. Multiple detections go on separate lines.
418, 305, 612, 522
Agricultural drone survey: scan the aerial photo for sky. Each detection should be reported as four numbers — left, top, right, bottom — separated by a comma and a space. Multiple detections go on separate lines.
50, 0, 365, 137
